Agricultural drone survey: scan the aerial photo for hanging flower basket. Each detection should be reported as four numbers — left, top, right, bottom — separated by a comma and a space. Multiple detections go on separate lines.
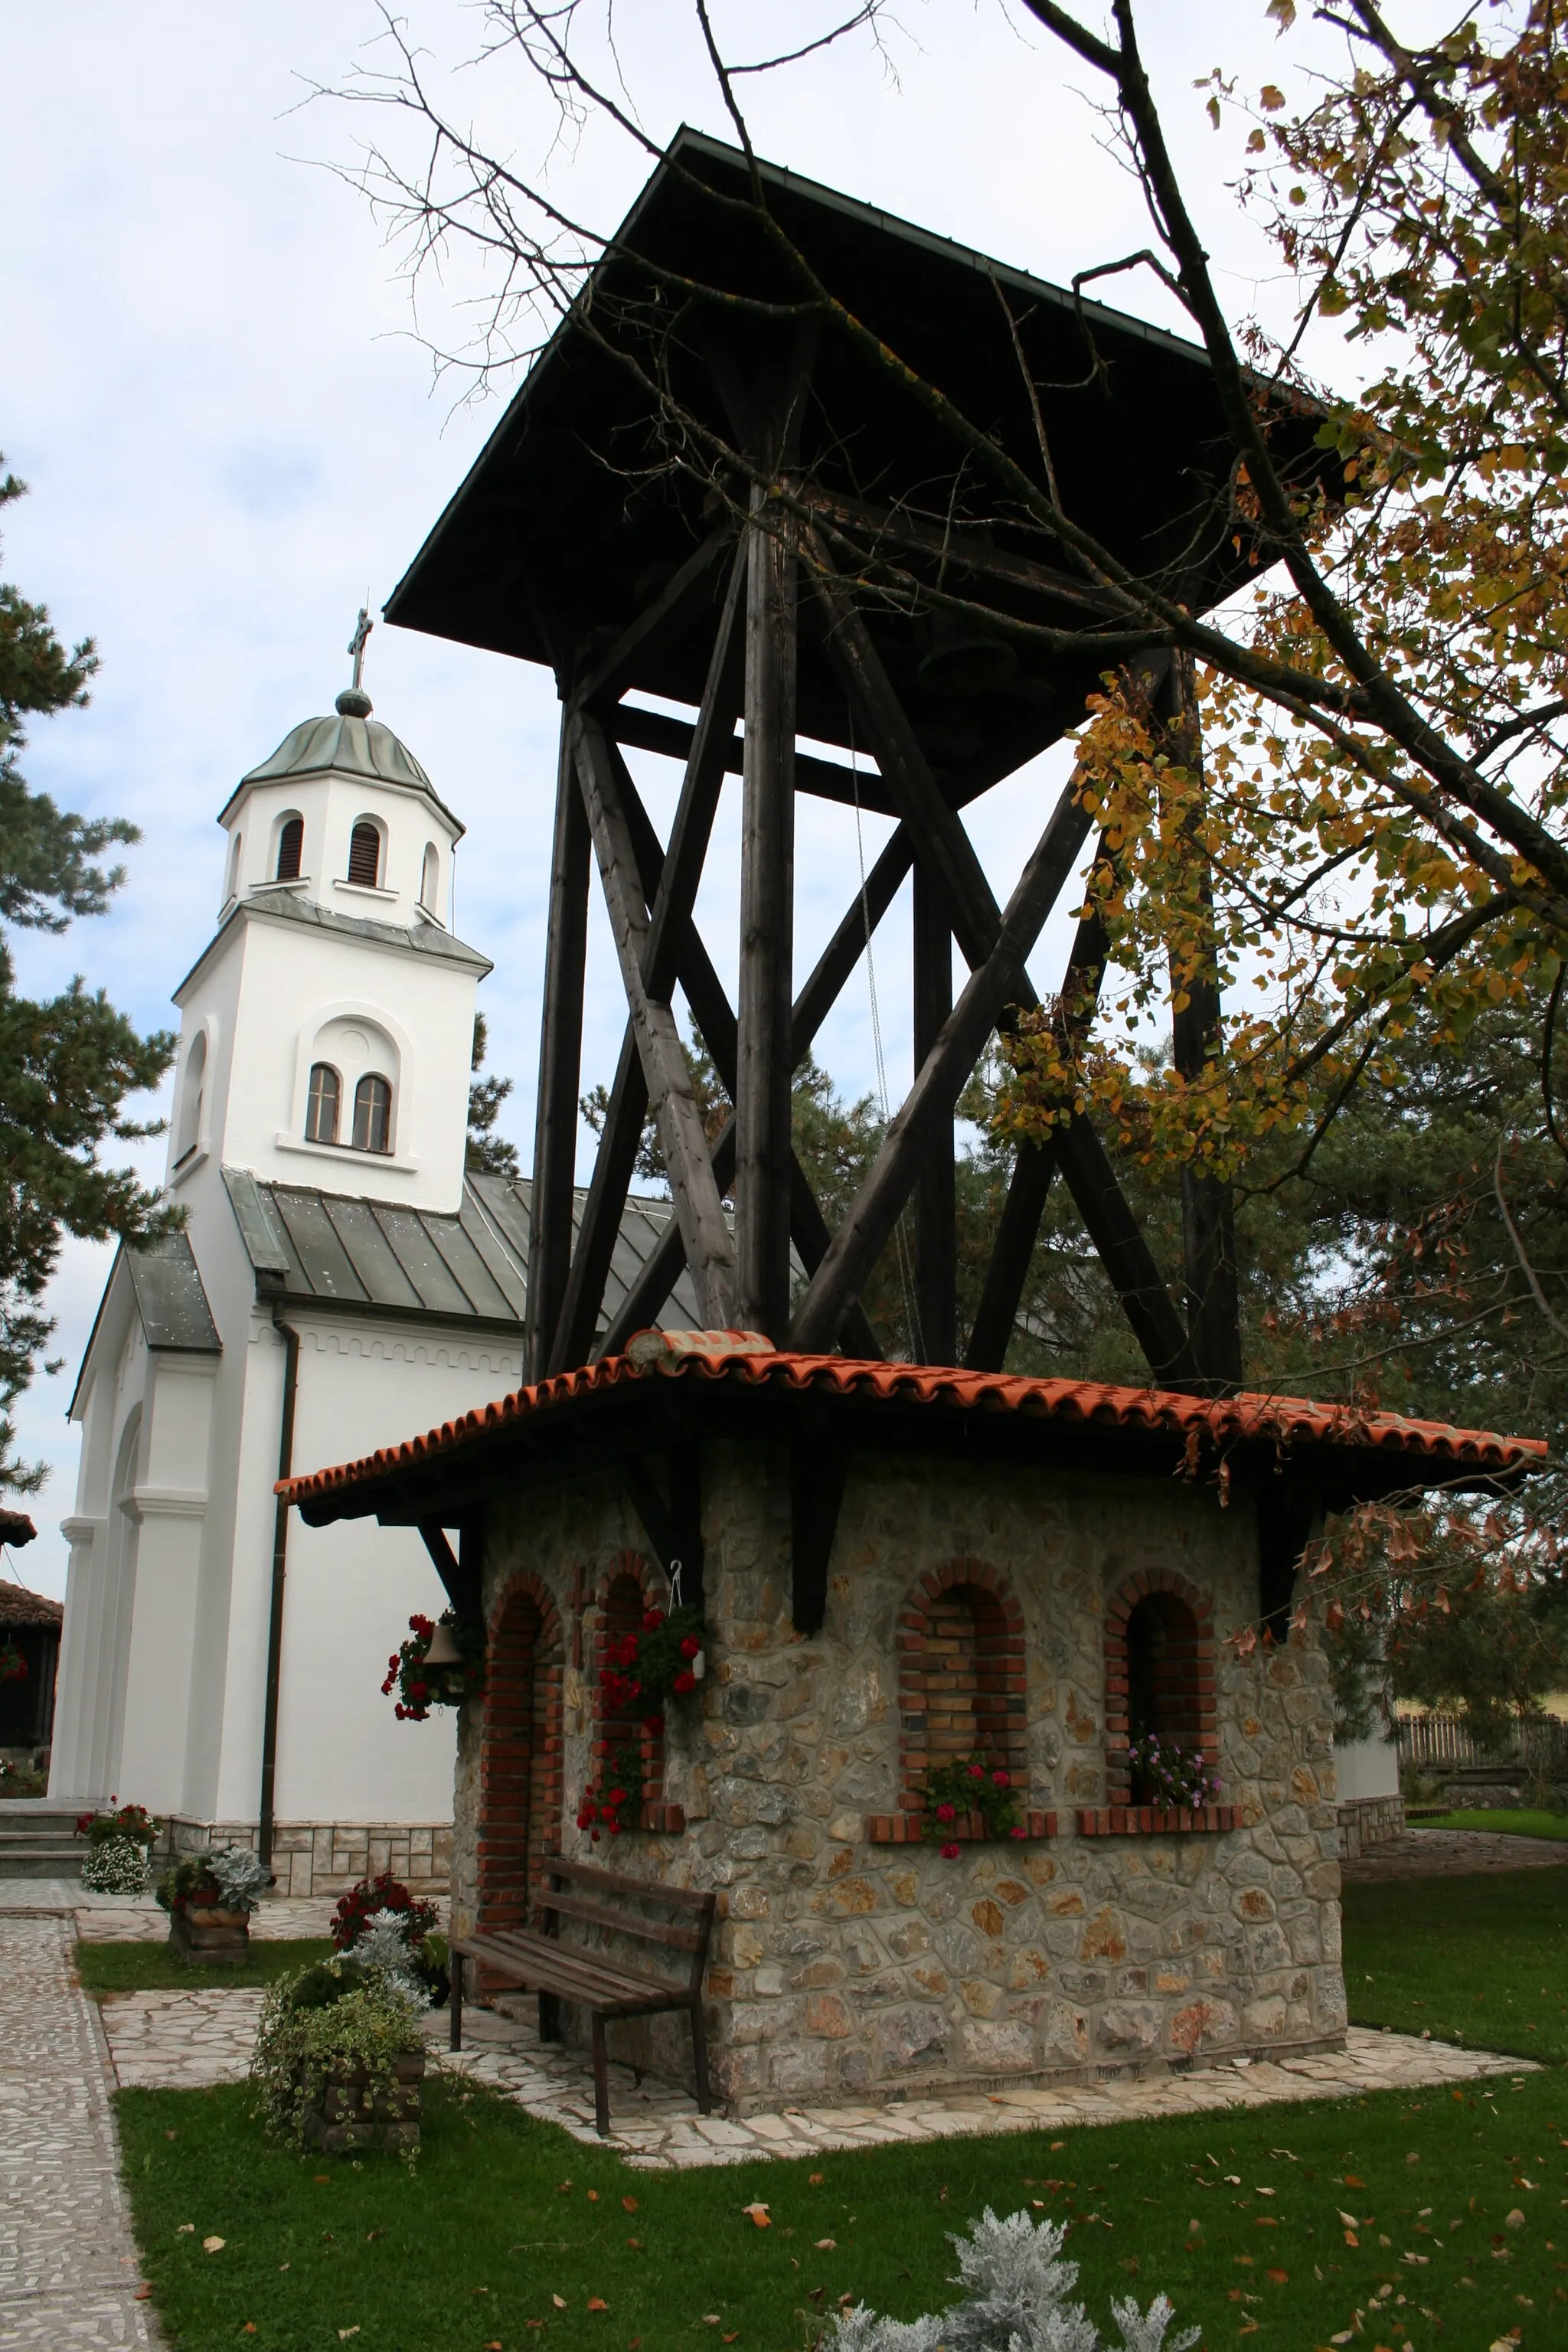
381, 1610, 484, 1721
920, 1754, 1025, 1857
599, 1604, 706, 1729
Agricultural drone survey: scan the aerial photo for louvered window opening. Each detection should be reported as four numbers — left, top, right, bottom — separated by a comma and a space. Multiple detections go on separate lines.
305, 1063, 341, 1145
352, 1072, 392, 1154
348, 822, 381, 887
275, 817, 304, 881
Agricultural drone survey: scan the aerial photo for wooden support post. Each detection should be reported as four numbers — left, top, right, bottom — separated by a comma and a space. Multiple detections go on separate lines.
912, 864, 957, 1364
736, 485, 797, 1338
789, 770, 1094, 1353
1162, 655, 1243, 1393
549, 545, 748, 1374
573, 715, 736, 1326
526, 717, 591, 1381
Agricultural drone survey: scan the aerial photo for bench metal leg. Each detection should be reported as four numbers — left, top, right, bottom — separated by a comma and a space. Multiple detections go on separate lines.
590, 2014, 610, 2138
449, 1950, 463, 2052
689, 2000, 712, 2115
539, 1990, 561, 2042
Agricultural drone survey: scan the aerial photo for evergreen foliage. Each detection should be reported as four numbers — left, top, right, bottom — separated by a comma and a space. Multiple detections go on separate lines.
0, 463, 175, 1489
466, 1011, 519, 1178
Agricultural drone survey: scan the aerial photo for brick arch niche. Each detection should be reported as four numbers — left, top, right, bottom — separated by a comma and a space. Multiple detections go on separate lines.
870, 1560, 1052, 1844
478, 1574, 564, 1932
593, 1552, 685, 1836
1088, 1570, 1233, 1834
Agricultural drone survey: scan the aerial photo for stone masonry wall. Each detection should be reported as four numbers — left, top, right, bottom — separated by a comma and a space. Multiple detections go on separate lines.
453, 1440, 1345, 2114
165, 1815, 451, 1900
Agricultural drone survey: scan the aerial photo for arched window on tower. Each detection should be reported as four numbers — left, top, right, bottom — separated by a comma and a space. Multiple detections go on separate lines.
420, 841, 440, 914
352, 1072, 392, 1154
175, 1032, 207, 1165
348, 821, 381, 888
275, 816, 304, 882
1124, 1590, 1204, 1795
305, 1063, 341, 1145
226, 831, 243, 902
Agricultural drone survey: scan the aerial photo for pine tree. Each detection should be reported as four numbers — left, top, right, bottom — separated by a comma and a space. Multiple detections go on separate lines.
0, 462, 175, 1490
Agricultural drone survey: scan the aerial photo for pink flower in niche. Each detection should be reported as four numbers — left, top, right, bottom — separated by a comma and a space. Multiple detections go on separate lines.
939, 1841, 961, 1860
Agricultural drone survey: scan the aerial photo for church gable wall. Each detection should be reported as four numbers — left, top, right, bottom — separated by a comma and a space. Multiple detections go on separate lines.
455, 1444, 1344, 2115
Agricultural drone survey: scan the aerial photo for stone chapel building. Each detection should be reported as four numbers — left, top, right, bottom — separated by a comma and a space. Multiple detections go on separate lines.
48, 683, 691, 1892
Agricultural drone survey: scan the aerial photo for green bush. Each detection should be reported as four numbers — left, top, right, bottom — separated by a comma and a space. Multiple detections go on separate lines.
250, 1959, 423, 2147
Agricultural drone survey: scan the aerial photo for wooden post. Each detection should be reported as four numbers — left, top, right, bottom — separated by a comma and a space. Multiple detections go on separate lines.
912, 866, 957, 1364
736, 484, 796, 1338
526, 715, 590, 1380
1161, 655, 1243, 1393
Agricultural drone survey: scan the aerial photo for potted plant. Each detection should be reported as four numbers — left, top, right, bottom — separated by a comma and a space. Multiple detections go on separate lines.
920, 1754, 1026, 1858
157, 1845, 272, 1962
251, 1953, 428, 2154
1126, 1734, 1222, 1815
74, 1799, 159, 1895
331, 1872, 448, 2004
381, 1609, 483, 1721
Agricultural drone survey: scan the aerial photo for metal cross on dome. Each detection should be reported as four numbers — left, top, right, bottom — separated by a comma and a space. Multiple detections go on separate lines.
347, 604, 374, 691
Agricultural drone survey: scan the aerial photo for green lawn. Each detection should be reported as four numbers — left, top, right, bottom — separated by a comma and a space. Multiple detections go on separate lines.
113, 1871, 1568, 2352
1422, 1808, 1568, 1841
1344, 1866, 1568, 2059
78, 1936, 333, 1995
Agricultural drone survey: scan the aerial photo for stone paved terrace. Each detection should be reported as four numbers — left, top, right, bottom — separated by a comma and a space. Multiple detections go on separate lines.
1341, 1827, 1568, 1881
92, 1978, 1532, 2167
0, 1916, 161, 2351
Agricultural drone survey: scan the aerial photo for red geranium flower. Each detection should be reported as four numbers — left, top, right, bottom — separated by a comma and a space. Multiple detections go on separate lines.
936, 1802, 956, 1823
673, 1671, 696, 1695
939, 1841, 961, 1860
966, 1763, 984, 1779
991, 1769, 1010, 1788
642, 1609, 665, 1632
1010, 1824, 1027, 1838
679, 1635, 701, 1661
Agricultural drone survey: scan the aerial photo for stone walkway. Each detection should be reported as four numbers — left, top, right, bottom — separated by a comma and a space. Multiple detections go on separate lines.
0, 1874, 348, 1940
0, 1916, 158, 2350
93, 1980, 1531, 2170
1342, 1827, 1568, 1881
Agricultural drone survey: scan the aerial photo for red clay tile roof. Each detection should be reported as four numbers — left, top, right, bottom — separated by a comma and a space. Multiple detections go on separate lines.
279, 1333, 1547, 1511
0, 1580, 62, 1628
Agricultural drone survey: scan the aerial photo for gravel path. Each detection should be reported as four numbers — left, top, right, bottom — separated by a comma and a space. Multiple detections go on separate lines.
1342, 1828, 1568, 1881
0, 1915, 159, 2350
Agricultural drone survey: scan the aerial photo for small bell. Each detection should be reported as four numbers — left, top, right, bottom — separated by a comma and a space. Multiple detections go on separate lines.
423, 1620, 464, 1668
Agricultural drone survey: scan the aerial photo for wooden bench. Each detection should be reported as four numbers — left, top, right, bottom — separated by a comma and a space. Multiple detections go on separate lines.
449, 1858, 717, 2136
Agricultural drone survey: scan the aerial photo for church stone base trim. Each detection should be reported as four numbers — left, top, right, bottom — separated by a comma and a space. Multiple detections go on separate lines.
165, 1816, 452, 1900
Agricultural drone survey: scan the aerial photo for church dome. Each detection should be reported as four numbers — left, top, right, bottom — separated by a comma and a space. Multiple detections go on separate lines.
241, 688, 434, 795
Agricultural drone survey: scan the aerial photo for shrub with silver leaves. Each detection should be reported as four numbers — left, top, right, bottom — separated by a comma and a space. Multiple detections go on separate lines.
352, 1908, 433, 2009
80, 1836, 152, 1895
827, 2208, 1199, 2352
204, 1845, 271, 1914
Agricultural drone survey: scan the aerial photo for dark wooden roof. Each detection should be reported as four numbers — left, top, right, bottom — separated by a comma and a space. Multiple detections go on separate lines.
384, 129, 1328, 789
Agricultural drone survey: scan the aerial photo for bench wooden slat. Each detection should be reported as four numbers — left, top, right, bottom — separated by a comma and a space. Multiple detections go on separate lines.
547, 1856, 715, 1913
455, 1931, 678, 2008
540, 1888, 706, 1952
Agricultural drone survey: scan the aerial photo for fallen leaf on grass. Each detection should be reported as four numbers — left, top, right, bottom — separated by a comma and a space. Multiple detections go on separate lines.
314, 2175, 331, 2185
202, 2237, 224, 2255
1507, 2210, 1527, 2230
1344, 2231, 1360, 2248
816, 2239, 837, 2250
626, 2237, 642, 2250
742, 2203, 770, 2228
1341, 2175, 1365, 2190
587, 2297, 609, 2312
554, 2295, 568, 2308
703, 2316, 722, 2326
1255, 2217, 1279, 2228
338, 2334, 359, 2343
723, 2334, 740, 2344
176, 2225, 194, 2236
558, 2182, 573, 2196
134, 2287, 152, 2303
526, 2322, 545, 2331
808, 2174, 824, 2187
1266, 2269, 1289, 2285
588, 2191, 599, 2202
243, 2328, 256, 2337
622, 2196, 639, 2213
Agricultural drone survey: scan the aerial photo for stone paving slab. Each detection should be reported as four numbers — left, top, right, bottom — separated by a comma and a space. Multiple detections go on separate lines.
0, 1916, 160, 2350
93, 1978, 1532, 2169
1342, 1828, 1568, 1881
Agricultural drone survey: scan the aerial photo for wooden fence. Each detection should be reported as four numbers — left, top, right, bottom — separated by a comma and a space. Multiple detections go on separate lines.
1398, 1710, 1568, 1775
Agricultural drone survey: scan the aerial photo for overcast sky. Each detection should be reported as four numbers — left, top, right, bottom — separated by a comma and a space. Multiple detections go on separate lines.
1, 0, 1396, 1597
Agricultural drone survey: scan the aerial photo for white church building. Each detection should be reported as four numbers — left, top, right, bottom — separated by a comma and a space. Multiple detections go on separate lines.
49, 680, 686, 1894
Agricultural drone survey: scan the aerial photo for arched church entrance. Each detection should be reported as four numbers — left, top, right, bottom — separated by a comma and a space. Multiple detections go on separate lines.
477, 1578, 564, 1933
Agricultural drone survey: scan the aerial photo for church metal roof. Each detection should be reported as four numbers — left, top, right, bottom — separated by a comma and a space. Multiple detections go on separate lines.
221, 1168, 702, 1341
220, 691, 462, 835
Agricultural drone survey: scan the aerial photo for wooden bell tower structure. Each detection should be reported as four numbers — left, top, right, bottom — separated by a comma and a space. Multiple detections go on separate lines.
386, 132, 1321, 1389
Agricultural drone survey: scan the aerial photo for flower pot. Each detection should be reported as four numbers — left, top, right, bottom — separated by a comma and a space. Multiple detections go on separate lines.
168, 1900, 250, 1965
299, 2050, 425, 2154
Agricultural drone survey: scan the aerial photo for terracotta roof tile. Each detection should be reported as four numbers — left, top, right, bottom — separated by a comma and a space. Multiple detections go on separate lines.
0, 1582, 62, 1628
279, 1334, 1547, 1511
